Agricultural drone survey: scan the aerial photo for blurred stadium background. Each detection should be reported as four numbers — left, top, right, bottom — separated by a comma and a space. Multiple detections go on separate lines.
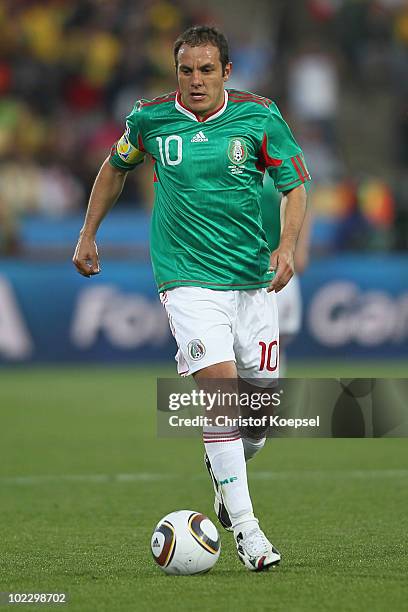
1, 0, 407, 372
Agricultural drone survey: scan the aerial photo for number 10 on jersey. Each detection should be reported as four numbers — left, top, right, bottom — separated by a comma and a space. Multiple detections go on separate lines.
156, 136, 183, 166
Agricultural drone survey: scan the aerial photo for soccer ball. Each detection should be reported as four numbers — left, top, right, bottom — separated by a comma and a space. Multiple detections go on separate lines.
151, 510, 221, 575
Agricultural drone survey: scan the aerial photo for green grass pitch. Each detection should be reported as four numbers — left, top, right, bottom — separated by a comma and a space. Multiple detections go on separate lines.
0, 363, 407, 611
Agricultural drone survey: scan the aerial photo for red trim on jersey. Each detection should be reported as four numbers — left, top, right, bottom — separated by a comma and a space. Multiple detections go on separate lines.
137, 134, 146, 153
142, 99, 176, 108
228, 94, 268, 101
228, 96, 268, 103
153, 170, 158, 183
257, 133, 283, 172
228, 90, 272, 104
228, 92, 271, 108
277, 177, 305, 190
229, 98, 270, 108
291, 156, 305, 183
228, 92, 265, 98
295, 154, 310, 180
228, 97, 267, 103
175, 91, 226, 122
142, 92, 176, 107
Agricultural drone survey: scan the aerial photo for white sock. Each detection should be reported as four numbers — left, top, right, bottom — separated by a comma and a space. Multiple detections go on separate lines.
242, 436, 266, 461
203, 426, 256, 528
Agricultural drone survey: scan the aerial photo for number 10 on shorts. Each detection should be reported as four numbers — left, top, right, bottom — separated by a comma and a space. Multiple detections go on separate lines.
258, 341, 278, 372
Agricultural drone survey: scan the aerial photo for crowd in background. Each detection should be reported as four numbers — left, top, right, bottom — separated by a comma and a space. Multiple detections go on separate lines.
0, 0, 212, 252
0, 0, 407, 254
272, 0, 408, 253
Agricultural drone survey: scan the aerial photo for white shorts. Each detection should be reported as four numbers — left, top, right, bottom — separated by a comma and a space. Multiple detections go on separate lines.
275, 275, 302, 339
160, 287, 279, 382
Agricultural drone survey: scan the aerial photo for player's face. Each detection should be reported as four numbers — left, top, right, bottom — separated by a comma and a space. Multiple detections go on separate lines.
176, 44, 231, 118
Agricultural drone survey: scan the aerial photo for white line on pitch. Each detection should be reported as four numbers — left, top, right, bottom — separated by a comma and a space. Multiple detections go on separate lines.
1, 469, 407, 486
0, 473, 174, 485
252, 469, 408, 480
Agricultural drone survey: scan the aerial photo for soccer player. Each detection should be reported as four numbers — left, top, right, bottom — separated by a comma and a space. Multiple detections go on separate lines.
73, 26, 311, 571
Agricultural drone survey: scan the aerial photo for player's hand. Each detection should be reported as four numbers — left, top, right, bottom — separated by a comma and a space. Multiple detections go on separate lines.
72, 232, 100, 277
267, 245, 294, 293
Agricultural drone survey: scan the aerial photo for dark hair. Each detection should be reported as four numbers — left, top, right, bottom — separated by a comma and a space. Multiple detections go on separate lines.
173, 25, 230, 74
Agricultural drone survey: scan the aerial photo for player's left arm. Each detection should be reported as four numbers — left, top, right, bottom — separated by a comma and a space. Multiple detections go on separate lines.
293, 198, 312, 275
259, 102, 311, 292
268, 185, 307, 293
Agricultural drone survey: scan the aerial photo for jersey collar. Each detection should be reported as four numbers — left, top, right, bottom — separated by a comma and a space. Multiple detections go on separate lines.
175, 90, 228, 123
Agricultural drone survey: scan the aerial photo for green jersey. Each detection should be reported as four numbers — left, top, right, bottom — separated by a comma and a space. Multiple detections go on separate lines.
260, 174, 282, 252
109, 89, 310, 292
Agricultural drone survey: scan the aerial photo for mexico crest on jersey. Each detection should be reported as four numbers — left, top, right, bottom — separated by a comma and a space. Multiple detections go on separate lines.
227, 137, 248, 165
188, 339, 206, 361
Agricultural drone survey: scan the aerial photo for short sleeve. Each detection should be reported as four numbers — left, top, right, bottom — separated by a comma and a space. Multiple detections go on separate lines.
258, 103, 311, 193
109, 102, 146, 171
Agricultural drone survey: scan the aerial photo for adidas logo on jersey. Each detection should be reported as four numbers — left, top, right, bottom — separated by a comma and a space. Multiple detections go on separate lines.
191, 131, 208, 142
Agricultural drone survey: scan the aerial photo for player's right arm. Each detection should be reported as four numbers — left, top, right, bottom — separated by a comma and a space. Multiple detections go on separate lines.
73, 107, 146, 277
73, 159, 128, 277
